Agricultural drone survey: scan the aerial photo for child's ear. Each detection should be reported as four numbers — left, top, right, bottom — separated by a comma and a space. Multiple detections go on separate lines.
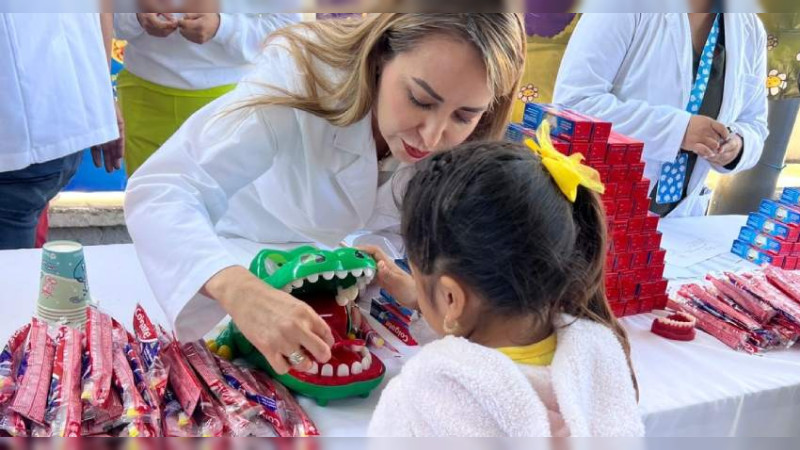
436, 275, 467, 326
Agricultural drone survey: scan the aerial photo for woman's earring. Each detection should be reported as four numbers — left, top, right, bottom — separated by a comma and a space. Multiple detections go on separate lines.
443, 318, 460, 336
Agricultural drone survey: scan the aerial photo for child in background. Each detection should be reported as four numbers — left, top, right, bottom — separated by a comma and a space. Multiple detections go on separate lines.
114, 9, 300, 175
364, 140, 644, 437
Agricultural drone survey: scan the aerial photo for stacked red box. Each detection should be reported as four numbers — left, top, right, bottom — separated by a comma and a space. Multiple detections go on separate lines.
510, 105, 670, 317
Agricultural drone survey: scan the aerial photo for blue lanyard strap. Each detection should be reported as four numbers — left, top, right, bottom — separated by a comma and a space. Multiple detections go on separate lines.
686, 13, 721, 115
655, 14, 721, 207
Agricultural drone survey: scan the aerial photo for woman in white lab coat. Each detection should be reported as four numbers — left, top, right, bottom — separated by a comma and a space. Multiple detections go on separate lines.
125, 13, 526, 374
554, 8, 768, 217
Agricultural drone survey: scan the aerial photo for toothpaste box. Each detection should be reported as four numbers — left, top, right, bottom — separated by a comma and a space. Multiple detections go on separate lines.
781, 187, 800, 207
370, 298, 418, 346
634, 180, 651, 201
608, 132, 645, 164
610, 166, 628, 183
523, 103, 594, 142
746, 213, 800, 242
617, 181, 634, 199
505, 123, 525, 142
606, 134, 628, 165
628, 216, 645, 234
759, 199, 800, 226
649, 249, 667, 266
589, 141, 608, 162
628, 162, 646, 182
624, 139, 645, 164
568, 110, 612, 143
643, 213, 660, 232
505, 122, 570, 155
731, 240, 785, 267
379, 289, 416, 319
552, 137, 571, 155
737, 226, 793, 256
570, 142, 591, 159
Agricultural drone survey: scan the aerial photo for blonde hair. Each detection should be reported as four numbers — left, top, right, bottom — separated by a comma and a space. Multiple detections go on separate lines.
247, 13, 526, 141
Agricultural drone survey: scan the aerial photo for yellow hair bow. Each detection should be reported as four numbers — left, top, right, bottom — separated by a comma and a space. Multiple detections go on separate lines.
524, 121, 606, 203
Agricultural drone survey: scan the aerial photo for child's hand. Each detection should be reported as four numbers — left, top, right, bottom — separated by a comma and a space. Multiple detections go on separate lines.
357, 245, 419, 311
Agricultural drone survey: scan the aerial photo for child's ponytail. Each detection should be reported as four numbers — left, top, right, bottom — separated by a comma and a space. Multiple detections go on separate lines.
564, 187, 639, 398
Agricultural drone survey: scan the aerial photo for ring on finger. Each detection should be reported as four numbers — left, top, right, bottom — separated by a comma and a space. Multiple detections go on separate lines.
286, 350, 307, 366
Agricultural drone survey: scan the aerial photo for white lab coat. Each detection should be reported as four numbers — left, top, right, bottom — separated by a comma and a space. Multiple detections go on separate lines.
124, 38, 409, 341
114, 13, 301, 90
0, 13, 118, 172
554, 13, 768, 217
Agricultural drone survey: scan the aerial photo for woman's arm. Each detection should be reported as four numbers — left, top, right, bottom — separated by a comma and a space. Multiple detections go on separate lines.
124, 79, 285, 335
124, 45, 334, 371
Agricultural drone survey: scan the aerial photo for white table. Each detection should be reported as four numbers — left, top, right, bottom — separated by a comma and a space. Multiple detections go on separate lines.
1, 216, 799, 437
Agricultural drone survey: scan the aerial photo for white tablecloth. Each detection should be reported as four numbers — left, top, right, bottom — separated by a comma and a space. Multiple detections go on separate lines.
1, 216, 798, 437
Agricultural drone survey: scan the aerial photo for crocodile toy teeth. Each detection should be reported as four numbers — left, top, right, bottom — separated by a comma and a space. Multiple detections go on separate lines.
211, 246, 384, 406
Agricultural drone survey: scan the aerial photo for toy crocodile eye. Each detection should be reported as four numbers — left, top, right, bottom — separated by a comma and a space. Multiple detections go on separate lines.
300, 254, 326, 264
354, 251, 366, 259
264, 259, 281, 275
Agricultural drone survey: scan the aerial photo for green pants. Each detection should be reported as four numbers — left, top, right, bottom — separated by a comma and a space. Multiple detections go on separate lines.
117, 70, 236, 176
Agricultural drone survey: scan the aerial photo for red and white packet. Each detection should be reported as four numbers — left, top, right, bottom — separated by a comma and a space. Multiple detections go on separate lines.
112, 320, 162, 434
111, 338, 152, 424
81, 389, 124, 436
214, 357, 278, 436
0, 323, 31, 405
194, 390, 225, 437
181, 341, 261, 435
669, 294, 759, 354
0, 407, 28, 437
249, 368, 319, 436
681, 284, 763, 331
159, 333, 203, 416
82, 307, 113, 407
764, 267, 800, 309
161, 387, 198, 437
733, 272, 800, 322
131, 304, 168, 401
11, 318, 55, 424
706, 275, 777, 324
33, 326, 84, 437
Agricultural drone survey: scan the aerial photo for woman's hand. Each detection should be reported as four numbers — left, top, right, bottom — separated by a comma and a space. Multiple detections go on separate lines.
357, 245, 419, 311
682, 115, 729, 158
203, 266, 334, 375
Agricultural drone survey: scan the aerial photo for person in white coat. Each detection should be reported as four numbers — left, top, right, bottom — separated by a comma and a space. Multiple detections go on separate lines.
554, 7, 768, 217
124, 14, 527, 375
365, 142, 643, 436
0, 13, 124, 250
114, 9, 300, 175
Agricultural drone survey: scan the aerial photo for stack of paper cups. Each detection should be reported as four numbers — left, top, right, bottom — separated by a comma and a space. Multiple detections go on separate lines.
36, 241, 90, 327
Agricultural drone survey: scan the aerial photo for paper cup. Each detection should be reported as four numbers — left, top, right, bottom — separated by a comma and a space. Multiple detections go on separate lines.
36, 241, 89, 326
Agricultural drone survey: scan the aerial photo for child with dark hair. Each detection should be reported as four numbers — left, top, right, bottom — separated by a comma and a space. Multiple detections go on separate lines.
364, 140, 644, 437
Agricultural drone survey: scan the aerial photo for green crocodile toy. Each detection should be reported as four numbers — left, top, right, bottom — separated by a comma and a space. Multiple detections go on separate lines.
210, 246, 385, 406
